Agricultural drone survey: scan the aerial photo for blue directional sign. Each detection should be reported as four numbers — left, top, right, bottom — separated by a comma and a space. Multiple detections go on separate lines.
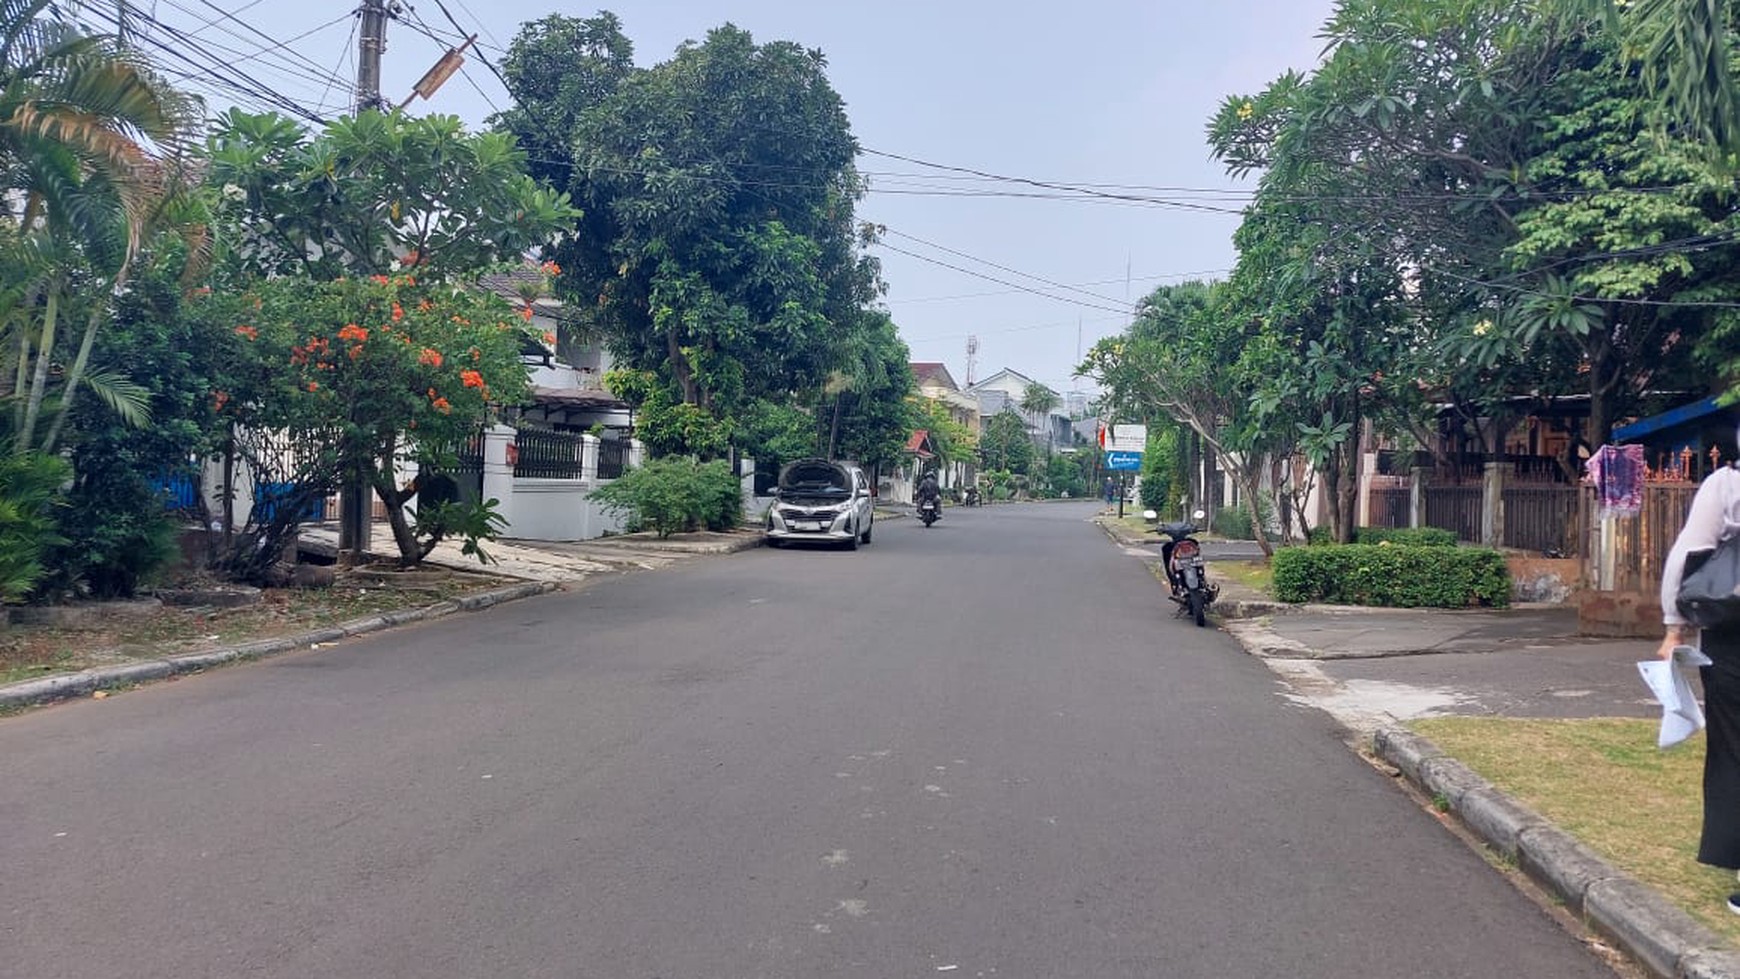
1105, 450, 1143, 471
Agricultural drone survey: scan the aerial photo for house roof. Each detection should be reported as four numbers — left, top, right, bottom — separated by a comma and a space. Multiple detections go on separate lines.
529, 385, 626, 410
478, 268, 565, 318
911, 362, 960, 391
904, 429, 936, 458
1613, 395, 1736, 443
967, 367, 1047, 394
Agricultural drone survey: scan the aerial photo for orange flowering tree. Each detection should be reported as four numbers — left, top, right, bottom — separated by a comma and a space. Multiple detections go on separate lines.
209, 274, 533, 572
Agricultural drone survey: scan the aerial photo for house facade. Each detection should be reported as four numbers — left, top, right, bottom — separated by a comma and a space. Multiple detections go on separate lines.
909, 361, 980, 495
966, 368, 1072, 454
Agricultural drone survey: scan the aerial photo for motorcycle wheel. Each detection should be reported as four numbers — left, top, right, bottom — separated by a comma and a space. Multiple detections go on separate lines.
1188, 589, 1207, 627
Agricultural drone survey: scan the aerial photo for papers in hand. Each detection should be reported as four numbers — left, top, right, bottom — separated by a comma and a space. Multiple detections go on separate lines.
1638, 645, 1715, 749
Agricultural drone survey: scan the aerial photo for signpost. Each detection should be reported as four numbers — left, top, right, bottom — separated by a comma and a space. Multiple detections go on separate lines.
1100, 424, 1148, 518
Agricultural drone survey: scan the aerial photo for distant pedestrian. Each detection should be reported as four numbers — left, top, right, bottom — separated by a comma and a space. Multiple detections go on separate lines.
1659, 428, 1740, 915
1103, 477, 1115, 505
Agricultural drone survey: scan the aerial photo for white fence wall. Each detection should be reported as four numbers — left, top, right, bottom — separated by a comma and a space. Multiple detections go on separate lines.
504, 478, 627, 541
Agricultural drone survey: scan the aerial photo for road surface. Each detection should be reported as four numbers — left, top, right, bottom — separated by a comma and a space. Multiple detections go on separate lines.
0, 502, 1614, 977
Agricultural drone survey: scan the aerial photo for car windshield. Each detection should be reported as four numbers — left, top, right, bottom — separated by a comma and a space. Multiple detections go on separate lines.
779, 461, 851, 497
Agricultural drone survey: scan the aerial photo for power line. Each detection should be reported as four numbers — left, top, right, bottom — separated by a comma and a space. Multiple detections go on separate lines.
873, 241, 1134, 316
1433, 267, 1740, 310
880, 228, 1131, 306
888, 270, 1231, 304
170, 0, 354, 86
79, 4, 329, 124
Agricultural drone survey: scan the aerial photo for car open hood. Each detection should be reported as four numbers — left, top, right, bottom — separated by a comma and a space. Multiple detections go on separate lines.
778, 459, 852, 500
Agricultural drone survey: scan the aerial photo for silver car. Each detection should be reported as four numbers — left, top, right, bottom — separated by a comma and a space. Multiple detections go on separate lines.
764, 458, 874, 549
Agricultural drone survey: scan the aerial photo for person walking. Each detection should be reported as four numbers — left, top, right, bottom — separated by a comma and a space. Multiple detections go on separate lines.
1103, 476, 1116, 505
1659, 434, 1740, 913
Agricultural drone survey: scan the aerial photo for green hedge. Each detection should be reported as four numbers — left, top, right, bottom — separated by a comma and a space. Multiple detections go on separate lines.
589, 457, 742, 538
1273, 544, 1511, 608
1307, 526, 1459, 547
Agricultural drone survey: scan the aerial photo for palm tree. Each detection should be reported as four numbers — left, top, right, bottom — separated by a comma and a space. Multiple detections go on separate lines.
1020, 382, 1060, 456
0, 0, 200, 453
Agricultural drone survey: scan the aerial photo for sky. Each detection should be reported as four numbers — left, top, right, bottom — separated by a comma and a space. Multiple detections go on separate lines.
131, 0, 1339, 397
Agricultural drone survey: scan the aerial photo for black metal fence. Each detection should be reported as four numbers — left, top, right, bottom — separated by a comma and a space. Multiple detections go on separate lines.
514, 426, 584, 479
1424, 485, 1483, 542
1376, 449, 1573, 484
1503, 486, 1586, 557
1369, 487, 1410, 528
598, 438, 627, 480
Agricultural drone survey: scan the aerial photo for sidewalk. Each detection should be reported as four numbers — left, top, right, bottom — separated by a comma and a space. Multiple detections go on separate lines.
299, 522, 763, 583
1095, 514, 1740, 978
1, 527, 764, 711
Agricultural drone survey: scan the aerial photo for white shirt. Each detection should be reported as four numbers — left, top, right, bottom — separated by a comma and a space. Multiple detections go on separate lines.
1661, 465, 1740, 626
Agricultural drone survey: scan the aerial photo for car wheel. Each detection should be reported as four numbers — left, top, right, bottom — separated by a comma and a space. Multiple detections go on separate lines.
845, 523, 860, 550
765, 537, 782, 549
860, 521, 873, 545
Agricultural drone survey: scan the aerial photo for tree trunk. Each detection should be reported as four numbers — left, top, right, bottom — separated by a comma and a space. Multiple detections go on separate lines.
1244, 467, 1273, 558
667, 330, 697, 405
43, 261, 132, 453
16, 288, 60, 454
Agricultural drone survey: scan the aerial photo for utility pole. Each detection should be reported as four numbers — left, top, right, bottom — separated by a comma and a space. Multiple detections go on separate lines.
355, 0, 392, 113
340, 0, 396, 558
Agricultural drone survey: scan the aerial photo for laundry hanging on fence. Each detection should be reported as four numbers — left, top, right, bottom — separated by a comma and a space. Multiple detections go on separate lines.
1585, 443, 1647, 517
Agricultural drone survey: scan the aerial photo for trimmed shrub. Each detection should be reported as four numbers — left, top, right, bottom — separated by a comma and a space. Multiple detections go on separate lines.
1355, 527, 1458, 547
590, 457, 742, 538
1272, 544, 1511, 608
1215, 506, 1254, 540
1307, 526, 1459, 547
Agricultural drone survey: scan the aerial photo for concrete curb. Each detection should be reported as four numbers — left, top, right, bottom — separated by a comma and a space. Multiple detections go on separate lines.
1223, 600, 1740, 975
1370, 724, 1739, 978
0, 581, 560, 711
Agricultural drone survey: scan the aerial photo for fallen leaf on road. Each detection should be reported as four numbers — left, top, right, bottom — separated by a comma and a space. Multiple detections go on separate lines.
91, 690, 108, 700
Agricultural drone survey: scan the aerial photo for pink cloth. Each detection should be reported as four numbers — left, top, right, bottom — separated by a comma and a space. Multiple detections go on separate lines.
1585, 444, 1646, 517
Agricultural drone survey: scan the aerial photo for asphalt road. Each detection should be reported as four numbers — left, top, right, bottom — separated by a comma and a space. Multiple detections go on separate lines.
1, 503, 1614, 978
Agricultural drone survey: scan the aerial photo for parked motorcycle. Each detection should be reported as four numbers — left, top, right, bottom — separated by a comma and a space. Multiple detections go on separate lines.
919, 499, 941, 527
1147, 509, 1217, 627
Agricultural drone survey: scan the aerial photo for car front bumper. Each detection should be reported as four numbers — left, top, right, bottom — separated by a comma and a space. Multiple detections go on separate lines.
766, 506, 858, 542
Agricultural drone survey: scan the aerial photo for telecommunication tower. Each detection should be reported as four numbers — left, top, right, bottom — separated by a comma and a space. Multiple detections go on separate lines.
965, 335, 979, 386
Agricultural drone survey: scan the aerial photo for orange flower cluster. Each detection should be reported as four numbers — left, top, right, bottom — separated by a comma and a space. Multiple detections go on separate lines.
369, 274, 390, 285
418, 348, 444, 368
306, 381, 320, 393
542, 331, 557, 346
211, 390, 230, 412
290, 336, 332, 367
402, 250, 421, 267
338, 323, 369, 343
234, 324, 258, 341
460, 370, 485, 389
417, 299, 434, 312
540, 260, 561, 276
391, 303, 405, 323
519, 305, 534, 321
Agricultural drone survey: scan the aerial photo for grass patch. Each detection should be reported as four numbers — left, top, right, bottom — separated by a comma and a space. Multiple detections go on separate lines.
0, 573, 509, 685
1410, 716, 1740, 941
1215, 559, 1273, 597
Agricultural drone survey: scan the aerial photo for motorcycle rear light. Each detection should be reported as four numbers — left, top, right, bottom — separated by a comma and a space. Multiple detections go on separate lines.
1174, 540, 1200, 559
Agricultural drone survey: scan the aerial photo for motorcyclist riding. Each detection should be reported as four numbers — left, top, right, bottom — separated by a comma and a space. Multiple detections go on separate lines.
916, 472, 942, 508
